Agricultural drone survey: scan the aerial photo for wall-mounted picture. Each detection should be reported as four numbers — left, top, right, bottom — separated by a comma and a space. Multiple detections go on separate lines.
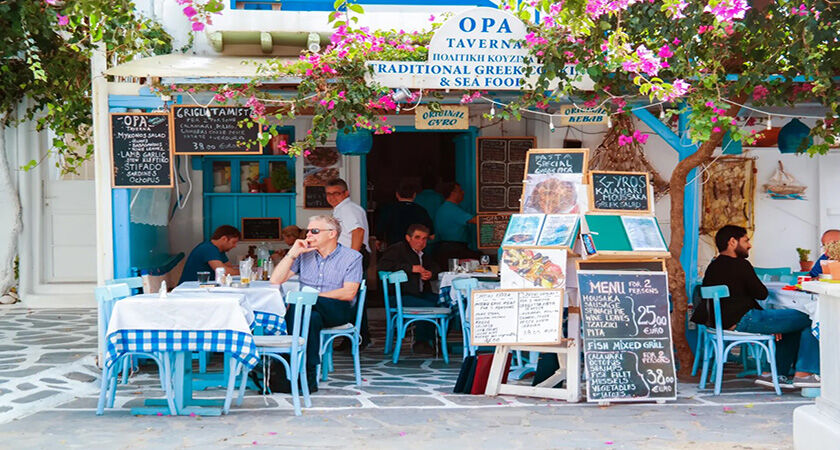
621, 215, 667, 252
500, 214, 545, 247
500, 248, 567, 289
537, 214, 579, 248
521, 173, 583, 215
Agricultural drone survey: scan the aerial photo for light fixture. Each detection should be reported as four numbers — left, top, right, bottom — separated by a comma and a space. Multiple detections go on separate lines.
766, 115, 773, 130
390, 87, 412, 103
490, 104, 495, 116
290, 103, 295, 115
307, 32, 321, 53
396, 104, 401, 113
204, 108, 211, 118
258, 129, 263, 140
549, 115, 555, 132
660, 107, 665, 119
607, 116, 612, 128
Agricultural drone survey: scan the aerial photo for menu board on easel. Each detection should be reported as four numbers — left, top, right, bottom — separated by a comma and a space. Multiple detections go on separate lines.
110, 113, 173, 188
172, 106, 261, 155
589, 171, 652, 214
477, 214, 511, 249
577, 271, 676, 402
476, 137, 535, 213
470, 289, 564, 346
520, 149, 589, 215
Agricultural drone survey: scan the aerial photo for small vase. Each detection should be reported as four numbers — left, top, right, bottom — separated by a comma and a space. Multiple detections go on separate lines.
799, 260, 814, 272
828, 261, 840, 279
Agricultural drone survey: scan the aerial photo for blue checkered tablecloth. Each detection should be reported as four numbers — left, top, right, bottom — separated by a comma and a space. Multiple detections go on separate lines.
105, 329, 259, 370
253, 311, 287, 335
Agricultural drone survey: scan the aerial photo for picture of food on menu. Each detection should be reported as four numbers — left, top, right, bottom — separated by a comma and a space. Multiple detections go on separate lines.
303, 147, 341, 187
537, 214, 579, 248
521, 173, 583, 214
500, 248, 567, 289
501, 214, 545, 247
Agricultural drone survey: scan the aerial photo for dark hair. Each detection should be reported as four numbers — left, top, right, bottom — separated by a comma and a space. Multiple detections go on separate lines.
714, 225, 747, 252
406, 224, 431, 236
440, 181, 460, 199
326, 178, 348, 191
397, 179, 419, 198
211, 225, 241, 241
282, 225, 304, 239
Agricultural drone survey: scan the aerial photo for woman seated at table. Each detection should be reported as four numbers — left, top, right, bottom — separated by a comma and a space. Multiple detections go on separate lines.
271, 225, 306, 263
178, 225, 240, 284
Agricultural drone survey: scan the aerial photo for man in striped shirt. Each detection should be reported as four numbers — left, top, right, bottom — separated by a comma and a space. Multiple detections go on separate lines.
270, 215, 363, 391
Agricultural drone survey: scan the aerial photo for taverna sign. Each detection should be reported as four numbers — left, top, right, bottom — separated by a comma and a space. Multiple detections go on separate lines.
367, 8, 592, 91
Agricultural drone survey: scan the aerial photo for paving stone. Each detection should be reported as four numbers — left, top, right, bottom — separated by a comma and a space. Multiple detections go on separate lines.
445, 395, 513, 406
11, 390, 61, 403
54, 397, 99, 409
64, 372, 96, 383
359, 386, 431, 395
0, 406, 10, 414
367, 396, 445, 407
236, 396, 280, 408
366, 382, 425, 388
0, 345, 27, 352
39, 378, 67, 384
16, 383, 37, 391
0, 388, 11, 395
0, 366, 50, 377
36, 352, 86, 364
307, 397, 363, 408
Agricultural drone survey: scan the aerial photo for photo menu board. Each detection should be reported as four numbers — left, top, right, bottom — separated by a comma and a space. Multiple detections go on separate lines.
476, 137, 535, 213
577, 271, 676, 402
110, 113, 172, 188
470, 289, 564, 346
172, 106, 260, 155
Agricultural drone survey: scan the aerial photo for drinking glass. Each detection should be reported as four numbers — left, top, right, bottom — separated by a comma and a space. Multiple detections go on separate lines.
239, 260, 252, 285
480, 255, 490, 267
448, 258, 459, 273
196, 271, 211, 283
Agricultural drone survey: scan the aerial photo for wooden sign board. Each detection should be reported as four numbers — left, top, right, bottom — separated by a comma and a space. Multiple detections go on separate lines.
110, 113, 173, 188
241, 217, 282, 241
524, 148, 589, 177
415, 105, 468, 129
577, 270, 677, 402
470, 288, 564, 346
304, 185, 330, 209
589, 171, 652, 214
477, 214, 511, 249
171, 106, 261, 155
557, 104, 608, 126
476, 136, 535, 213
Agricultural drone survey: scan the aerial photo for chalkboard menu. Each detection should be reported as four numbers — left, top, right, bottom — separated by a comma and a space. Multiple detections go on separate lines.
304, 186, 330, 209
476, 137, 536, 213
477, 214, 511, 249
110, 113, 172, 188
577, 271, 676, 403
525, 149, 588, 175
172, 106, 260, 155
241, 217, 282, 241
590, 171, 652, 213
470, 289, 563, 346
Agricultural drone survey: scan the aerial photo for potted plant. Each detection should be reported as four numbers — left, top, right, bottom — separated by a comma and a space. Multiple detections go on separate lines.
824, 241, 840, 279
269, 165, 294, 192
796, 247, 813, 272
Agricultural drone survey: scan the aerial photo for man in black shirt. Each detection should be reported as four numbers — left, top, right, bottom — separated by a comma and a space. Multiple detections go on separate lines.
698, 225, 820, 389
375, 180, 435, 249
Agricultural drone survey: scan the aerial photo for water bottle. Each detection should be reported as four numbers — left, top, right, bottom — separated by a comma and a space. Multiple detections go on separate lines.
159, 280, 167, 298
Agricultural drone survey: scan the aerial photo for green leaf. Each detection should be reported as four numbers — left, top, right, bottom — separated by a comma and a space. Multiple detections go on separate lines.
348, 4, 364, 14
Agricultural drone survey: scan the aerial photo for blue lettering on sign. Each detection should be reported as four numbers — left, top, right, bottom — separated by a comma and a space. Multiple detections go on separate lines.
459, 16, 512, 34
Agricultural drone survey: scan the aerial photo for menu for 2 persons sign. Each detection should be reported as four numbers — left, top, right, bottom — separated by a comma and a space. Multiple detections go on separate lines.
577, 271, 676, 402
470, 289, 564, 345
110, 113, 172, 188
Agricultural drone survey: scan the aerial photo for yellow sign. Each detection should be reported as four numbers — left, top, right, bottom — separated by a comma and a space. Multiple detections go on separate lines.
558, 105, 608, 126
415, 105, 469, 130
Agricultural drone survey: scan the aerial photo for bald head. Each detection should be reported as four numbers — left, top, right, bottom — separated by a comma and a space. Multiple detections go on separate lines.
822, 229, 840, 246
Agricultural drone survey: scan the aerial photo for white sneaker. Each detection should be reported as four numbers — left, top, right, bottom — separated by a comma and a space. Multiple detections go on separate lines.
755, 374, 795, 389
792, 374, 821, 388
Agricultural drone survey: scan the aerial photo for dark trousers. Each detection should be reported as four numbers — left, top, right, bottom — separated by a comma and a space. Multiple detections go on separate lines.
401, 291, 440, 343
359, 248, 372, 344
284, 296, 356, 367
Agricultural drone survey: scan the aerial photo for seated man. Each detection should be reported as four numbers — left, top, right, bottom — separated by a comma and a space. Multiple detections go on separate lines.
433, 182, 482, 269
378, 224, 441, 354
270, 215, 362, 392
809, 229, 840, 278
698, 225, 819, 388
178, 225, 240, 284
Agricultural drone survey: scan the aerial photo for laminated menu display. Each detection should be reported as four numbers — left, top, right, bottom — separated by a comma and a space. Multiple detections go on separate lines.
577, 271, 676, 402
476, 137, 536, 212
470, 289, 563, 346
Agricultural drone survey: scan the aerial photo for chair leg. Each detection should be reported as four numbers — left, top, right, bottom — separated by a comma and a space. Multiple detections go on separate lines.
319, 336, 330, 382
352, 337, 362, 386
714, 345, 730, 396
236, 358, 252, 406
384, 316, 394, 355
699, 338, 712, 390
439, 320, 449, 364
96, 365, 111, 415
198, 351, 208, 374
120, 357, 131, 384
767, 342, 782, 396
691, 330, 703, 377
392, 324, 405, 365
107, 363, 120, 408
300, 355, 311, 409
161, 353, 177, 415
754, 345, 763, 376
223, 359, 240, 414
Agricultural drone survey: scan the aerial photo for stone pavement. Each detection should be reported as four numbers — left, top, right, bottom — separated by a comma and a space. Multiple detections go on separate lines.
0, 305, 813, 448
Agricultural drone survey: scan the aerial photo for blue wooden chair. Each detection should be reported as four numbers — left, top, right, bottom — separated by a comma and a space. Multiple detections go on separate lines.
228, 290, 318, 416
698, 285, 781, 395
319, 281, 367, 385
451, 278, 478, 359
379, 271, 397, 354
388, 271, 452, 364
105, 276, 155, 382
96, 284, 175, 415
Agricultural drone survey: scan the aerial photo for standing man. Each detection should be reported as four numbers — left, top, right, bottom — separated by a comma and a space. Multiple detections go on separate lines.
433, 182, 481, 269
325, 178, 372, 347
179, 225, 240, 284
809, 229, 840, 278
375, 180, 434, 248
414, 173, 444, 221
270, 215, 362, 392
378, 224, 441, 354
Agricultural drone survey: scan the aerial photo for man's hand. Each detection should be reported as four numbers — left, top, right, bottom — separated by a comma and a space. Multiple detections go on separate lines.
420, 269, 432, 281
288, 239, 316, 259
411, 264, 425, 273
775, 333, 783, 341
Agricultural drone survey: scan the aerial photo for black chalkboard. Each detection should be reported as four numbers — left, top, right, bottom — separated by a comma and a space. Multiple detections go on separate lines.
577, 271, 676, 402
525, 149, 587, 175
172, 106, 260, 155
477, 214, 511, 249
110, 113, 172, 188
476, 137, 535, 213
590, 171, 651, 213
241, 217, 282, 241
305, 185, 330, 209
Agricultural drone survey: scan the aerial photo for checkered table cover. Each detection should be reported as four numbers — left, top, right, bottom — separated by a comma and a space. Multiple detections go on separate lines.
105, 329, 259, 369
253, 311, 287, 335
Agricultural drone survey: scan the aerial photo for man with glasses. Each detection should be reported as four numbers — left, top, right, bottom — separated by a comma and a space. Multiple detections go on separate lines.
809, 229, 840, 278
269, 215, 362, 393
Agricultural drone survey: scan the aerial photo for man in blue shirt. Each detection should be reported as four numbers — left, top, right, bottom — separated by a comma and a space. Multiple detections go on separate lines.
433, 182, 482, 268
179, 225, 241, 284
809, 229, 839, 277
270, 215, 363, 392
414, 174, 444, 221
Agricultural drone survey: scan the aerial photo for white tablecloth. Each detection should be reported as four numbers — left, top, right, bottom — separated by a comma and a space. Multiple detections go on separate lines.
106, 293, 253, 336
764, 282, 819, 332
175, 281, 285, 318
437, 271, 501, 303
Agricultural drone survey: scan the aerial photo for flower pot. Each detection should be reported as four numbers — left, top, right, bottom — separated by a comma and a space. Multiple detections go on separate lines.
799, 260, 814, 272
829, 261, 840, 280
262, 177, 278, 193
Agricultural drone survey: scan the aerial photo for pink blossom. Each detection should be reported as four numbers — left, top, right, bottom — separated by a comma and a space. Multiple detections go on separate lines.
56, 13, 68, 26
673, 38, 681, 45
45, 0, 59, 5
662, 79, 690, 101
752, 85, 769, 101
337, 91, 346, 100
618, 135, 634, 146
711, 116, 718, 122
183, 6, 197, 18
664, 0, 688, 18
429, 14, 435, 21
192, 22, 205, 32
633, 130, 650, 144
584, 97, 599, 108
658, 45, 674, 59
703, 0, 750, 23
327, 100, 335, 110
713, 127, 722, 133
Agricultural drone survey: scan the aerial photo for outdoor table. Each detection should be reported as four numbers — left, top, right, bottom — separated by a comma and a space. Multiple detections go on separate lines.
764, 281, 819, 332
436, 271, 501, 306
104, 293, 259, 416
174, 280, 288, 335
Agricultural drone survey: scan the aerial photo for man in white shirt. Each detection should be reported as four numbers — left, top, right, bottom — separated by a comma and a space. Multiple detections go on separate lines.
326, 177, 372, 347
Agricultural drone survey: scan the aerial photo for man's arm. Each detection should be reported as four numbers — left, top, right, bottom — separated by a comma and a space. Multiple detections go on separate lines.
319, 281, 360, 302
208, 260, 239, 275
269, 239, 311, 284
379, 246, 415, 274
350, 227, 365, 252
745, 261, 769, 300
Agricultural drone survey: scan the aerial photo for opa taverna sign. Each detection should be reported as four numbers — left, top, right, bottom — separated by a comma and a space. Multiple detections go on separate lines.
367, 7, 592, 91
415, 105, 468, 130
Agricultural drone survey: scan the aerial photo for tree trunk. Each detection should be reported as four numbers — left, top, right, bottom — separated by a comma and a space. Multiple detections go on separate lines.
0, 117, 23, 304
669, 99, 744, 378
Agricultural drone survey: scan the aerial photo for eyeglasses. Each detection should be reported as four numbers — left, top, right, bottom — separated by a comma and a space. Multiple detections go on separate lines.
325, 191, 346, 197
306, 228, 335, 235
